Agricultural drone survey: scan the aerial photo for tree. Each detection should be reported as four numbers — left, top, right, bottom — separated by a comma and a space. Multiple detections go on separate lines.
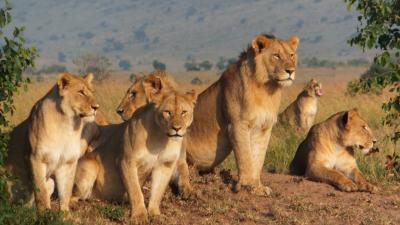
199, 60, 213, 71
345, 0, 400, 167
73, 53, 112, 81
152, 59, 166, 71
118, 59, 131, 71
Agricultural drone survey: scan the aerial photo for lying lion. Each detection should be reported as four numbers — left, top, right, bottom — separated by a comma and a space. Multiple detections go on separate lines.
289, 109, 378, 193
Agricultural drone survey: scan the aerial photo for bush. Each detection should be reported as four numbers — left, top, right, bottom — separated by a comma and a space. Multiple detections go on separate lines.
78, 31, 94, 40
216, 57, 236, 71
73, 53, 112, 81
0, 1, 70, 224
191, 77, 202, 85
152, 60, 166, 71
129, 73, 137, 83
38, 64, 67, 74
184, 61, 200, 71
118, 59, 131, 71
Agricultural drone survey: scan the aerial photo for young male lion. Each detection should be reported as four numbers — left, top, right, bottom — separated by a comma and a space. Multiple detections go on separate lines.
179, 34, 300, 195
72, 71, 182, 202
120, 89, 196, 224
6, 73, 99, 211
289, 109, 378, 193
280, 78, 322, 132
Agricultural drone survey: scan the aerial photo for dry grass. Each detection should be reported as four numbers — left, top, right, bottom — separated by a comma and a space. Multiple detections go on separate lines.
8, 66, 400, 224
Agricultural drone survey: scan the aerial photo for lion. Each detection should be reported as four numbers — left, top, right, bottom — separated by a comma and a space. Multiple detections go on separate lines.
116, 70, 177, 121
172, 34, 300, 195
72, 71, 188, 202
6, 72, 99, 211
289, 109, 378, 193
279, 78, 322, 132
120, 88, 196, 224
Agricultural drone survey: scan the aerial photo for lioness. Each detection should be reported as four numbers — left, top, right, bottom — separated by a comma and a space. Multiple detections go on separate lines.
73, 71, 184, 201
6, 73, 99, 211
120, 89, 196, 224
177, 34, 299, 195
289, 109, 378, 193
280, 78, 322, 132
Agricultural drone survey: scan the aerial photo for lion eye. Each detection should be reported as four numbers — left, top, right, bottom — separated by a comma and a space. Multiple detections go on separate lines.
163, 111, 172, 117
290, 53, 295, 58
363, 125, 368, 130
130, 92, 136, 98
273, 54, 280, 59
181, 110, 187, 115
78, 90, 86, 96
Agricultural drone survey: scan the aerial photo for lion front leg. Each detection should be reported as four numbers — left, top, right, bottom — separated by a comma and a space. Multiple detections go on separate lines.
30, 156, 51, 210
120, 158, 148, 224
148, 161, 177, 217
250, 127, 273, 196
55, 160, 78, 211
352, 168, 378, 193
229, 122, 258, 190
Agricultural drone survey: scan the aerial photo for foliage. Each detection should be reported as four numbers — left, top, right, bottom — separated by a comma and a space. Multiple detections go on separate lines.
184, 60, 213, 71
96, 204, 125, 222
152, 59, 166, 71
37, 64, 67, 75
73, 53, 112, 81
345, 0, 400, 175
118, 59, 131, 71
216, 57, 236, 71
191, 77, 202, 85
129, 73, 137, 83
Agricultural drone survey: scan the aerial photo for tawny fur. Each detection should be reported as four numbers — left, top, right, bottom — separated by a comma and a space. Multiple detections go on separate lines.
73, 72, 192, 203
120, 90, 196, 224
289, 109, 378, 193
280, 79, 322, 132
181, 34, 300, 195
6, 73, 99, 211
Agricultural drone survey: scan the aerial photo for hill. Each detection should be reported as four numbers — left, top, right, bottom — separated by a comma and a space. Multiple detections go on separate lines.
11, 0, 372, 71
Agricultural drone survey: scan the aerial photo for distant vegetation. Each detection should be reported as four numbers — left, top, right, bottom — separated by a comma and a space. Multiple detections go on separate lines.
118, 59, 132, 71
73, 53, 112, 81
152, 59, 166, 71
301, 57, 369, 68
184, 60, 213, 71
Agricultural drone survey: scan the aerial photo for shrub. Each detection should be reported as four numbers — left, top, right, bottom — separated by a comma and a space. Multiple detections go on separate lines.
73, 53, 112, 81
38, 64, 67, 74
191, 77, 202, 85
152, 60, 166, 71
118, 59, 131, 71
129, 73, 137, 83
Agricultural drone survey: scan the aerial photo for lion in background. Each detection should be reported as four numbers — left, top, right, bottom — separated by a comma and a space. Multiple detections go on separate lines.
289, 109, 378, 193
6, 73, 99, 211
280, 78, 322, 132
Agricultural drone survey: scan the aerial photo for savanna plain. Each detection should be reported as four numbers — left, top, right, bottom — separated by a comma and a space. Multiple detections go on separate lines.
9, 67, 400, 225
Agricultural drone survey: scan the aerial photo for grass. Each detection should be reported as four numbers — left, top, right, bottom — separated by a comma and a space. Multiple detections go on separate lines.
9, 67, 397, 184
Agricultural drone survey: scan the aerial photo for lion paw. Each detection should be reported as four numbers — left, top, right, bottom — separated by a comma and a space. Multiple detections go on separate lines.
131, 209, 149, 225
358, 182, 378, 193
338, 180, 358, 192
235, 183, 272, 196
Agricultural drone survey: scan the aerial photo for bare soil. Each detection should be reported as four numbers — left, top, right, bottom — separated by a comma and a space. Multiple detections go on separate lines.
71, 169, 400, 225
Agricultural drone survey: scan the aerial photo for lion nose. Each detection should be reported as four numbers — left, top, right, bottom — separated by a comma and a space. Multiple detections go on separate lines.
373, 139, 377, 144
172, 125, 181, 132
91, 104, 99, 111
116, 108, 124, 114
285, 69, 295, 75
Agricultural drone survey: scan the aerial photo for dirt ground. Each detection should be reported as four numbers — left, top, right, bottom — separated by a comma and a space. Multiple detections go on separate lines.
71, 169, 400, 225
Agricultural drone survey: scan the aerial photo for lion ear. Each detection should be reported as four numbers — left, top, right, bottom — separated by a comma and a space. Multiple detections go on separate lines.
287, 35, 300, 51
251, 35, 271, 54
83, 73, 94, 84
342, 109, 359, 129
57, 73, 73, 95
185, 89, 197, 105
142, 75, 163, 102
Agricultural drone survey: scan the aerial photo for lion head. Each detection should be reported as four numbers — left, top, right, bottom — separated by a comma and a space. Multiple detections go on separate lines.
116, 71, 177, 121
57, 73, 99, 120
339, 109, 376, 154
153, 90, 197, 138
248, 34, 299, 86
304, 79, 323, 97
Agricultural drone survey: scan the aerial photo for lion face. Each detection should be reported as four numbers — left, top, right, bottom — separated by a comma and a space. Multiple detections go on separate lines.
305, 79, 323, 97
340, 109, 377, 154
117, 71, 175, 121
116, 76, 149, 121
57, 73, 99, 121
252, 35, 299, 86
154, 90, 197, 138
